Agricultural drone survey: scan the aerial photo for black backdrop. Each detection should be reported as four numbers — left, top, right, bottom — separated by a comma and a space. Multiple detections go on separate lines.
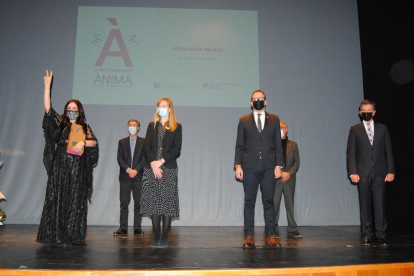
358, 0, 414, 228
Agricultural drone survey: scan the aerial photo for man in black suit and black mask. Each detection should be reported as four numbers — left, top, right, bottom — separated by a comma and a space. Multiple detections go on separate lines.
234, 90, 283, 248
347, 99, 395, 245
114, 119, 145, 236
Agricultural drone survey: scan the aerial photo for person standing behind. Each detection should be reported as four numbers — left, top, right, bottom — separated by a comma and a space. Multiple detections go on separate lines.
273, 121, 302, 238
141, 98, 182, 248
234, 90, 283, 248
347, 99, 395, 245
114, 119, 145, 236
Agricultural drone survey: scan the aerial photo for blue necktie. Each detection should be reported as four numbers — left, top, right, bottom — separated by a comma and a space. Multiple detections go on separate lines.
130, 138, 135, 159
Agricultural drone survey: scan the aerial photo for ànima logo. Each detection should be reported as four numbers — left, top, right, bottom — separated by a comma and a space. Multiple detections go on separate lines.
92, 18, 139, 67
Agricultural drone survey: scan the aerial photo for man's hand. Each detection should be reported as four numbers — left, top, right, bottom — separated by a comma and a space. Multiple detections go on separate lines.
274, 166, 282, 179
235, 167, 243, 180
128, 169, 138, 178
385, 173, 394, 182
350, 174, 360, 183
281, 172, 291, 183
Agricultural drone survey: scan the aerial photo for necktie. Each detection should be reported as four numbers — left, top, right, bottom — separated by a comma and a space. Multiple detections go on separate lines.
366, 123, 373, 145
130, 138, 135, 160
257, 114, 262, 133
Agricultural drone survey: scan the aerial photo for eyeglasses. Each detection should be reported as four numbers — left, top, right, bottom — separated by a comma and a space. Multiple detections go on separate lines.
251, 98, 265, 102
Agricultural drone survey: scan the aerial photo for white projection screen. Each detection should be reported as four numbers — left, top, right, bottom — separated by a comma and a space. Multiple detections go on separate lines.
0, 0, 363, 227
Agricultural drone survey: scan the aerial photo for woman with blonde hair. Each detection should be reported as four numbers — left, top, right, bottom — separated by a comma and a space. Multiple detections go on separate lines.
141, 98, 182, 248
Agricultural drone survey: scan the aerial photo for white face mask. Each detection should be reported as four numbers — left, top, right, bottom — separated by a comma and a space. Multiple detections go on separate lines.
157, 108, 168, 118
280, 129, 285, 138
128, 127, 137, 135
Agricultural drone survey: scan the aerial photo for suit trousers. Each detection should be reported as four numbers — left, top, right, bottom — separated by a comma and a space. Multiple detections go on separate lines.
243, 159, 276, 237
274, 180, 297, 232
357, 171, 387, 239
119, 179, 143, 230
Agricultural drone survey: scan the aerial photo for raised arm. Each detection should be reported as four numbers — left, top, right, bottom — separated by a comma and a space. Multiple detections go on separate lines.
43, 70, 53, 113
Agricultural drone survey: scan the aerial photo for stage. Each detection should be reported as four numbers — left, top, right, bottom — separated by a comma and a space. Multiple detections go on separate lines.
0, 225, 414, 275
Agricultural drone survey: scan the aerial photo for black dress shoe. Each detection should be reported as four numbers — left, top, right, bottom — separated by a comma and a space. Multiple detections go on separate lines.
378, 237, 388, 245
287, 231, 303, 238
134, 229, 144, 235
362, 236, 371, 245
113, 228, 127, 236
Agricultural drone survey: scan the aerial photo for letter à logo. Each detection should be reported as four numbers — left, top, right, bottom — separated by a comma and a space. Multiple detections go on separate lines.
154, 81, 160, 88
93, 18, 139, 67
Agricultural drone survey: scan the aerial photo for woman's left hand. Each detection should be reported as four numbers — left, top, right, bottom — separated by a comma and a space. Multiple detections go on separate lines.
153, 167, 163, 179
150, 160, 162, 170
73, 141, 85, 153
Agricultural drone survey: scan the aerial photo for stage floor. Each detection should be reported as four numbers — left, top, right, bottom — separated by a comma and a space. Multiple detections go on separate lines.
0, 225, 413, 270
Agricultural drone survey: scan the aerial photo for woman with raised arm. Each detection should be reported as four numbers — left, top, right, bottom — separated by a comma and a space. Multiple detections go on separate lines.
141, 98, 182, 248
37, 70, 99, 247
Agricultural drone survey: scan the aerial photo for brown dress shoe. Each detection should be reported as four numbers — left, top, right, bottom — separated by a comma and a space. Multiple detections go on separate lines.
243, 236, 256, 249
266, 236, 282, 248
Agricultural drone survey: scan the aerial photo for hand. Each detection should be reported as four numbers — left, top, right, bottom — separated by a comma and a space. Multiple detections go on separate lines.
73, 141, 85, 153
281, 172, 291, 183
350, 174, 360, 183
153, 167, 163, 179
150, 160, 163, 170
385, 173, 394, 182
128, 169, 138, 178
44, 70, 53, 88
274, 166, 282, 179
235, 167, 243, 180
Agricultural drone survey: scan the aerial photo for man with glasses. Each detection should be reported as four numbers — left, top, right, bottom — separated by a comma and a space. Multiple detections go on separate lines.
274, 121, 302, 238
347, 99, 395, 245
234, 90, 283, 248
114, 119, 145, 236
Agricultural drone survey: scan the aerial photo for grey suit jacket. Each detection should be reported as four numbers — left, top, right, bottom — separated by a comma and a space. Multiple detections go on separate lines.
279, 139, 300, 184
346, 122, 395, 177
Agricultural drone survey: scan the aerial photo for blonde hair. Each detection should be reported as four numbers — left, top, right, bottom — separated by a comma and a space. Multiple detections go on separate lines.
153, 97, 178, 132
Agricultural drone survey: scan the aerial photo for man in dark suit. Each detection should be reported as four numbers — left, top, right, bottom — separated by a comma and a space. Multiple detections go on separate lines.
274, 121, 302, 238
347, 99, 395, 245
114, 119, 145, 236
235, 90, 283, 248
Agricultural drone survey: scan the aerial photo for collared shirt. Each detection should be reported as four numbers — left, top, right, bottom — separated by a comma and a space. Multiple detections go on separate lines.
363, 120, 374, 135
253, 111, 265, 131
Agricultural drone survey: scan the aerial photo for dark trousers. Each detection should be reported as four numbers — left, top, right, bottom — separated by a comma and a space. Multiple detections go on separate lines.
357, 171, 387, 239
274, 179, 297, 232
119, 179, 142, 230
243, 159, 276, 237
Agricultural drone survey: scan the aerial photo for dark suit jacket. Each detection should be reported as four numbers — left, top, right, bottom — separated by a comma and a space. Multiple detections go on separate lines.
347, 122, 395, 177
234, 112, 283, 169
143, 122, 182, 169
280, 139, 300, 184
117, 136, 145, 181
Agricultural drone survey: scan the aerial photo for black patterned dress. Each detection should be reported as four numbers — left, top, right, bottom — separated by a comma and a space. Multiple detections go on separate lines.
141, 123, 179, 218
37, 107, 99, 246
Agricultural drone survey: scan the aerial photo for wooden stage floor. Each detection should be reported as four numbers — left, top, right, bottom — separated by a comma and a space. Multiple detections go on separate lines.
0, 225, 414, 275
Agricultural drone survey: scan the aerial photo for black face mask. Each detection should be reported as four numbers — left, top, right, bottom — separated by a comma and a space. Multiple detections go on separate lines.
252, 100, 265, 111
361, 112, 373, 121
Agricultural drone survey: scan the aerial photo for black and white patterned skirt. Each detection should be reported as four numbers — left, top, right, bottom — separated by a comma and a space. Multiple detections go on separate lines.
140, 167, 179, 218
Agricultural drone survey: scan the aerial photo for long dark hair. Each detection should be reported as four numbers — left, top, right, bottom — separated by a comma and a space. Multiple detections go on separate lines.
62, 99, 86, 126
